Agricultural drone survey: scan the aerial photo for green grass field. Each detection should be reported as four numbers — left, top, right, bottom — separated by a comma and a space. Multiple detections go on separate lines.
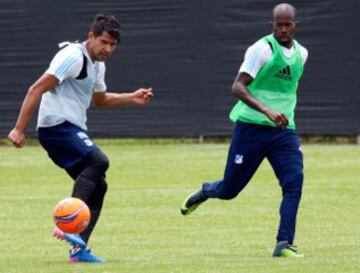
0, 142, 359, 273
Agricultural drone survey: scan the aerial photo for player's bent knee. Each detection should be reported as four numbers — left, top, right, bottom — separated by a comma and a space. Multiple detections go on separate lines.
97, 155, 109, 174
83, 150, 110, 177
91, 150, 109, 173
99, 179, 108, 195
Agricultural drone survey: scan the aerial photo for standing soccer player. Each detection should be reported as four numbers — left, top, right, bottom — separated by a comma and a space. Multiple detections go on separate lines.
181, 3, 308, 257
8, 13, 153, 263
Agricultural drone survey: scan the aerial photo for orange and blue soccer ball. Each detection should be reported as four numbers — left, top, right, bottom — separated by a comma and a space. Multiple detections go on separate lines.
53, 197, 91, 234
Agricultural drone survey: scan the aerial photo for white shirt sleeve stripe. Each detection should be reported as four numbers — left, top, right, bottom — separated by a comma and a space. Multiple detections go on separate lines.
46, 46, 83, 83
55, 55, 80, 78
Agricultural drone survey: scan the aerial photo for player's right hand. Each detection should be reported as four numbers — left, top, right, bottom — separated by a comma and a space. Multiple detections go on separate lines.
8, 128, 26, 148
266, 112, 289, 129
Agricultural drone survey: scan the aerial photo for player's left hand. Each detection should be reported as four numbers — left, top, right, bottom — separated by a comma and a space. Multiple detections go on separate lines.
132, 88, 153, 105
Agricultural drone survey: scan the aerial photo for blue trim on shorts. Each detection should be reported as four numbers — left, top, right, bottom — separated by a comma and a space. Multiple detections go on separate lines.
37, 121, 99, 170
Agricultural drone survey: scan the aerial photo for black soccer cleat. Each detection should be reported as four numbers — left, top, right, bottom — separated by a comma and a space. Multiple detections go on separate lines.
180, 188, 208, 215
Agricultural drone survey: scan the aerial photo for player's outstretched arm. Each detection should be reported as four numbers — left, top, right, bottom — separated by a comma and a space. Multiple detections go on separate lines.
92, 88, 153, 107
8, 73, 59, 148
232, 72, 288, 128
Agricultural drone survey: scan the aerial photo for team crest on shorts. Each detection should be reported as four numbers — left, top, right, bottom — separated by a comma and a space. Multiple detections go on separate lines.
77, 132, 89, 139
234, 154, 243, 164
77, 132, 94, 147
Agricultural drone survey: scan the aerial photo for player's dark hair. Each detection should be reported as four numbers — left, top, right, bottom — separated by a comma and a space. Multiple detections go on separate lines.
90, 13, 122, 43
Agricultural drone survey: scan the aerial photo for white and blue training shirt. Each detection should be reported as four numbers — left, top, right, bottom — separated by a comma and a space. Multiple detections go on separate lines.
37, 42, 106, 130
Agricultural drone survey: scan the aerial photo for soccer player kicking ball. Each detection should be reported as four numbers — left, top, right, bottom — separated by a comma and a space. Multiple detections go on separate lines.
181, 3, 308, 258
8, 13, 153, 263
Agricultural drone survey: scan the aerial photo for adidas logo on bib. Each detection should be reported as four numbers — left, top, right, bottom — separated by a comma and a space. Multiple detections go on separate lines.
274, 65, 292, 81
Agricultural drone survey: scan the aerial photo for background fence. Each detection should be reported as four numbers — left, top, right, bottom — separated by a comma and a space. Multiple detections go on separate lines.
1, 0, 359, 137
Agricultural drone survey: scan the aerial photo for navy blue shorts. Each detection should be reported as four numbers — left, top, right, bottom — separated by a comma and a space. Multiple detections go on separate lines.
37, 121, 99, 170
